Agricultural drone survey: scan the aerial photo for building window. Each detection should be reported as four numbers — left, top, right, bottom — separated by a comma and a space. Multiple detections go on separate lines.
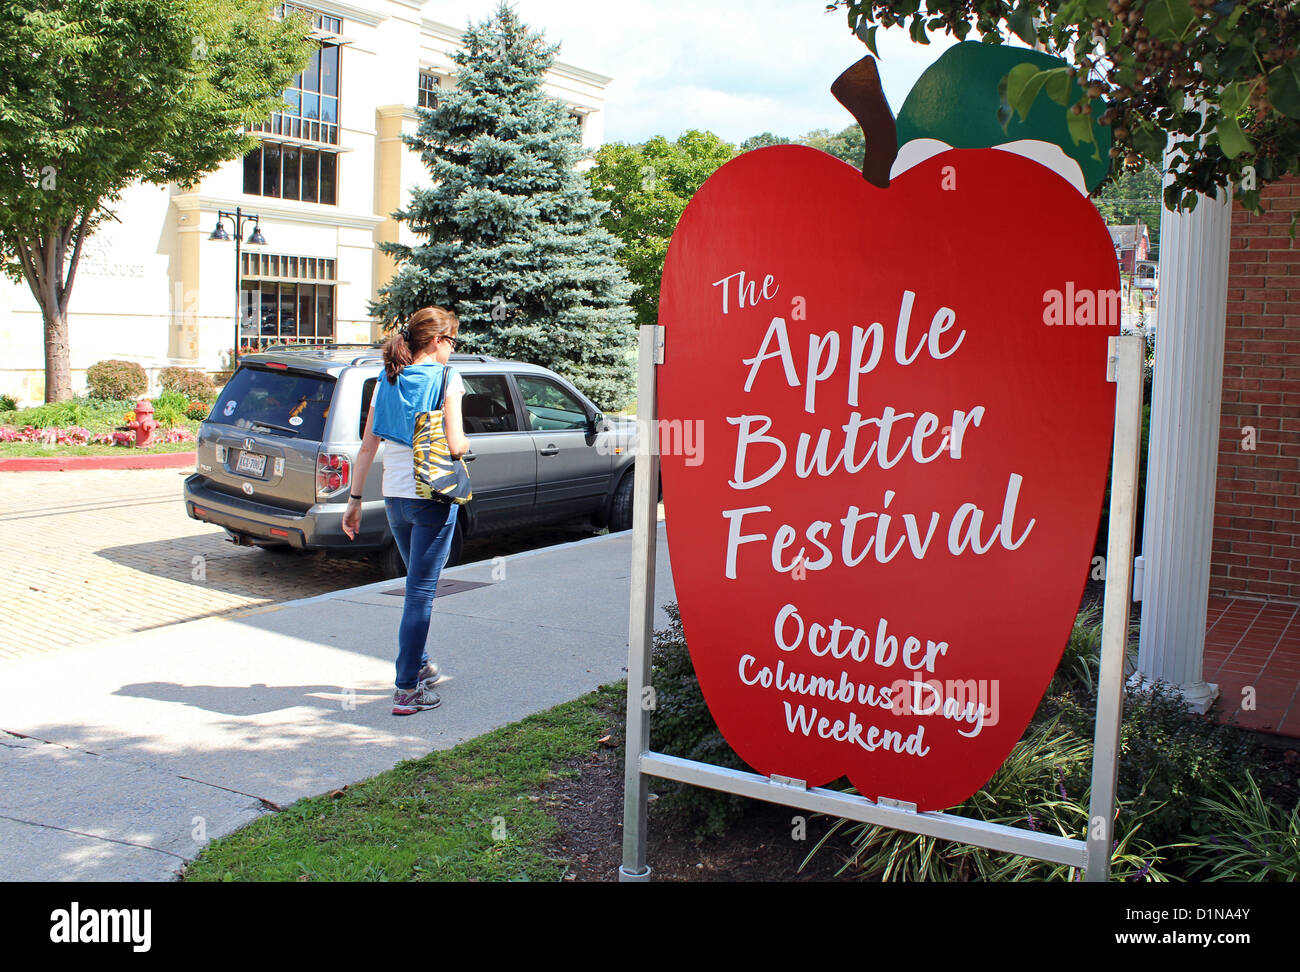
569, 112, 585, 135
251, 6, 341, 145
244, 5, 341, 203
239, 253, 337, 351
243, 144, 337, 204
418, 72, 440, 109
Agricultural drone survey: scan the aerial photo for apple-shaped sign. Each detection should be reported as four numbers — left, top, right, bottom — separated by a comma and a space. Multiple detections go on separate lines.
656, 96, 1119, 810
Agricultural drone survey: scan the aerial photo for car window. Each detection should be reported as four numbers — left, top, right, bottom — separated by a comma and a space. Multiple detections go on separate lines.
516, 375, 587, 432
211, 366, 335, 439
359, 375, 379, 439
462, 374, 520, 434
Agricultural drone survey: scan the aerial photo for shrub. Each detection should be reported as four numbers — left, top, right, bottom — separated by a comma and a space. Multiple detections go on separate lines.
150, 393, 188, 427
0, 394, 17, 412
802, 716, 1186, 881
10, 400, 93, 429
644, 603, 753, 837
1045, 681, 1255, 850
186, 400, 211, 421
86, 359, 146, 400
159, 367, 216, 401
1188, 773, 1300, 881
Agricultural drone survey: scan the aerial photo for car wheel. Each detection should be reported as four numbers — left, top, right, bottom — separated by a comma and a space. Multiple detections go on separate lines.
609, 470, 636, 532
378, 541, 405, 579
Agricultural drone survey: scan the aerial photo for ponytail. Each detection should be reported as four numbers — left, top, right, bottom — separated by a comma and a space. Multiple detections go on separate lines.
382, 327, 413, 383
382, 307, 460, 383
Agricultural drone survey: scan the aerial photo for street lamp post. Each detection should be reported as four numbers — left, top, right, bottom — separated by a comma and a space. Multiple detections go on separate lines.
208, 207, 266, 366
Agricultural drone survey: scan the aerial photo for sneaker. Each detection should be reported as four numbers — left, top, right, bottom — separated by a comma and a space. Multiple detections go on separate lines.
418, 661, 440, 687
392, 684, 441, 716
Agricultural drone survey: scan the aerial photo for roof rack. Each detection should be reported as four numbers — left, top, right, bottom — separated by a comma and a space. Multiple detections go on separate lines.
253, 342, 381, 355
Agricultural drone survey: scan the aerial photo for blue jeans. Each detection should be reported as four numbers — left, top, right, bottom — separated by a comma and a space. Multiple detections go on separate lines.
384, 496, 459, 690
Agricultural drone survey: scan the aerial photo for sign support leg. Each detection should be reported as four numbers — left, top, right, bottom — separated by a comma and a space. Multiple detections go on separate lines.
619, 323, 661, 882
1086, 334, 1145, 882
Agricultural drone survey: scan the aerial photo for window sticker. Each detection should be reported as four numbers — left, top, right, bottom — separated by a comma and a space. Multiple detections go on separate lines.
224, 400, 237, 417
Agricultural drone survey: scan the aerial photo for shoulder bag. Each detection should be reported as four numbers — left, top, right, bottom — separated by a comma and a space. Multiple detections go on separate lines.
411, 365, 472, 504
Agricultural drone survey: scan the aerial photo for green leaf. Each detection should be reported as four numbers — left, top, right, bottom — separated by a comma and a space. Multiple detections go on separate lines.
1043, 67, 1072, 107
909, 16, 930, 45
1008, 3, 1036, 45
1145, 0, 1196, 44
1067, 107, 1097, 154
1219, 80, 1253, 115
1216, 113, 1252, 159
854, 21, 880, 58
1269, 60, 1300, 118
1004, 63, 1049, 122
1131, 122, 1168, 165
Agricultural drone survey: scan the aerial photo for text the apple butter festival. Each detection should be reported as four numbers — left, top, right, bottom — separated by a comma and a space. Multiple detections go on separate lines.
713, 270, 1035, 583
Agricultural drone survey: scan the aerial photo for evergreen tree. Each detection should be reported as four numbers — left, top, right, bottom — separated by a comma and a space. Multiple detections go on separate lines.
373, 3, 637, 411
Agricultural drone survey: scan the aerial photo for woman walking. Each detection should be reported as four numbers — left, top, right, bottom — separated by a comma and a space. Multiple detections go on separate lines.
343, 306, 470, 715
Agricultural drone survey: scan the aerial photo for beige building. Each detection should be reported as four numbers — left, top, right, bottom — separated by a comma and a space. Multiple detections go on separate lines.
0, 1, 611, 404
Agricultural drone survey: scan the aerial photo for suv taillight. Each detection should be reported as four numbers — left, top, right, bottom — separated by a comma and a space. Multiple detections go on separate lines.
316, 452, 351, 497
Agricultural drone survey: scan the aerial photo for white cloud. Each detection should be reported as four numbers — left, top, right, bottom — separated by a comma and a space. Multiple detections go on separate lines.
425, 1, 957, 144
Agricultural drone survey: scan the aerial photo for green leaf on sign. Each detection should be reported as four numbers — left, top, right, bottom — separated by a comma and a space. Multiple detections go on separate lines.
1043, 67, 1071, 107
1066, 105, 1097, 158
1145, 0, 1196, 44
997, 75, 1014, 132
1004, 63, 1048, 121
1216, 113, 1252, 159
1269, 60, 1300, 118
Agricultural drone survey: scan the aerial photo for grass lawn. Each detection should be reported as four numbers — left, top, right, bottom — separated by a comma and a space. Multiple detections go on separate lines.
0, 440, 197, 458
182, 683, 623, 882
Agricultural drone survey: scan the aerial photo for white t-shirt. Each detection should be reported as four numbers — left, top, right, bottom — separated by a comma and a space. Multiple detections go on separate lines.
372, 370, 464, 499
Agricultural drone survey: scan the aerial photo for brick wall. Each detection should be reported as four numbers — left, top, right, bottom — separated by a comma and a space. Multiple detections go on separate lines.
1212, 175, 1300, 601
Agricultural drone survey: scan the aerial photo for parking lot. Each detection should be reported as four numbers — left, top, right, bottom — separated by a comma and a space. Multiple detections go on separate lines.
0, 467, 628, 661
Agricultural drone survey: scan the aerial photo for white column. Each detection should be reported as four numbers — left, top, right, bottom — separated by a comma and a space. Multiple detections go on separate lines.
1136, 167, 1231, 713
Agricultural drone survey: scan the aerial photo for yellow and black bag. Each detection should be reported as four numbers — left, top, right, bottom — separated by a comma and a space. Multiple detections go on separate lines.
411, 365, 472, 505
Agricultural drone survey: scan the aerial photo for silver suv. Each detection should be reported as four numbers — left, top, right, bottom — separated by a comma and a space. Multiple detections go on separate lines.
183, 345, 643, 574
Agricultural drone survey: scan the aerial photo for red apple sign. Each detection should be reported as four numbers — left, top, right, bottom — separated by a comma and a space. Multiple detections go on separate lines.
656, 145, 1119, 811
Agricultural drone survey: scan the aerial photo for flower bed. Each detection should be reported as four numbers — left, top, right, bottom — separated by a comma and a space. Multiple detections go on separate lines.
0, 424, 196, 448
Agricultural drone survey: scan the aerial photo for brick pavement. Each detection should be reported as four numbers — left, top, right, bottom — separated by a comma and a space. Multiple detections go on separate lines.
0, 468, 636, 662
0, 468, 390, 660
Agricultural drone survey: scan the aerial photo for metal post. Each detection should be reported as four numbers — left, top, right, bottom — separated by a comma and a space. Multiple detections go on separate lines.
233, 206, 243, 364
619, 322, 661, 881
1086, 334, 1145, 882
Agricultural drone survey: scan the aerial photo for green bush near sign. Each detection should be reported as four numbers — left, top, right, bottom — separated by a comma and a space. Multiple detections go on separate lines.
645, 598, 1282, 880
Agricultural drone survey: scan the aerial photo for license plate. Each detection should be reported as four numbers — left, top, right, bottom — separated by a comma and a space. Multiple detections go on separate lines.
236, 451, 266, 476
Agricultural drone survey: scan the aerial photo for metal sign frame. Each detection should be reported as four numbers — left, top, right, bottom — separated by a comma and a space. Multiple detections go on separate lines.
620, 325, 1145, 882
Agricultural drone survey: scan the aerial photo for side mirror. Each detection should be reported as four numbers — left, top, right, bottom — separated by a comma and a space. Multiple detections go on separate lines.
588, 410, 604, 434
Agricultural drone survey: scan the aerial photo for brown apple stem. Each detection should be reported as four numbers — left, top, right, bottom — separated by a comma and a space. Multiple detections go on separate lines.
831, 56, 898, 188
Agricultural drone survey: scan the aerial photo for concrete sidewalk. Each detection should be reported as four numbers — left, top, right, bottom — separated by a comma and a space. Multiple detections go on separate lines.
0, 520, 674, 881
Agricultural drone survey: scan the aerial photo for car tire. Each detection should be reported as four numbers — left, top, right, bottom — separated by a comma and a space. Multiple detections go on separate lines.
609, 470, 636, 533
378, 542, 405, 579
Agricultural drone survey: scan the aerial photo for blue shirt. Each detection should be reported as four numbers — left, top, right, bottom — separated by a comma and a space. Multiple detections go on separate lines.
371, 363, 457, 448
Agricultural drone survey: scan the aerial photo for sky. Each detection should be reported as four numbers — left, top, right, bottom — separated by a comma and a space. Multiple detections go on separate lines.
426, 1, 958, 146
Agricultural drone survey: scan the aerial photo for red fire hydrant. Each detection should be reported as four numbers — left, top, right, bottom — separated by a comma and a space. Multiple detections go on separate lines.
128, 398, 159, 448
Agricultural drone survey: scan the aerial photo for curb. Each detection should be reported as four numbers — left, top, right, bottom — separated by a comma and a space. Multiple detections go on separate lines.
0, 451, 196, 473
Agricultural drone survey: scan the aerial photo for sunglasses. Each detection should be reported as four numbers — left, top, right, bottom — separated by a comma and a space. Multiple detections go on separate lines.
440, 335, 457, 349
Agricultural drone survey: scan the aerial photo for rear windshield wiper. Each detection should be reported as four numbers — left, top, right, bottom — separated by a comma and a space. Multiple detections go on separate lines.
249, 421, 299, 436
